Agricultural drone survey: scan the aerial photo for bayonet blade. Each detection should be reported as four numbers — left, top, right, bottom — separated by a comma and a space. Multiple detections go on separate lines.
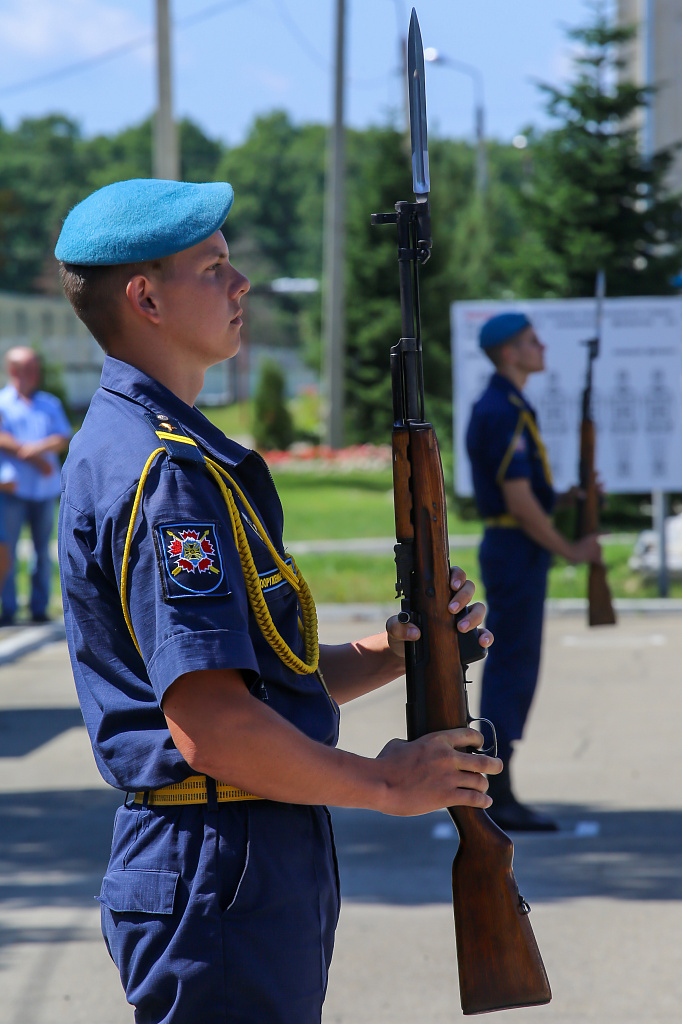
595, 269, 605, 356
408, 8, 430, 199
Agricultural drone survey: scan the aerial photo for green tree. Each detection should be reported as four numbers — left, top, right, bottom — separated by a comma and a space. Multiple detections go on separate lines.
514, 4, 682, 298
252, 358, 294, 451
0, 115, 87, 293
84, 117, 223, 193
0, 113, 226, 295
342, 128, 527, 441
218, 111, 326, 351
218, 111, 326, 281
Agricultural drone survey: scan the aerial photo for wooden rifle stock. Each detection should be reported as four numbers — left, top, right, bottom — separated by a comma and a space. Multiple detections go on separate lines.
577, 381, 616, 628
393, 423, 552, 1014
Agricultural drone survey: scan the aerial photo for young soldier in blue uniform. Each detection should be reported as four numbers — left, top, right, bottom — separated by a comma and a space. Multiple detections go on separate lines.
466, 312, 601, 832
55, 178, 501, 1024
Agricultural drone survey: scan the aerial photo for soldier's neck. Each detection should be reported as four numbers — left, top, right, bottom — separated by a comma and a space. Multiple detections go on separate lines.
498, 366, 529, 394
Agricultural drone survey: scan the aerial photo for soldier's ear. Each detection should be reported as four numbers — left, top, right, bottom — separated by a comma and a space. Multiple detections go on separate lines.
125, 275, 161, 325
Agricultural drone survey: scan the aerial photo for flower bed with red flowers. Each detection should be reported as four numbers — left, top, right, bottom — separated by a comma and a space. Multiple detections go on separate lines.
262, 442, 392, 473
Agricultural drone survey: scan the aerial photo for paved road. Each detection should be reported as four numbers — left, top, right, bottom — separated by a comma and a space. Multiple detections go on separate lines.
0, 612, 680, 1023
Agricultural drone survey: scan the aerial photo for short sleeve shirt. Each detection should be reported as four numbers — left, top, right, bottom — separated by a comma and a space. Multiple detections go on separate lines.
465, 373, 555, 519
59, 357, 338, 792
0, 385, 71, 501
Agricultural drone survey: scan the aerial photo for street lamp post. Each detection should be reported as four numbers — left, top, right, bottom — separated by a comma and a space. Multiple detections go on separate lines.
424, 47, 487, 194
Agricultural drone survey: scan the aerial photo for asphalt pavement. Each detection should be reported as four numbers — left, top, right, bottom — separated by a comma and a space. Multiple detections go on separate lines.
0, 609, 681, 1023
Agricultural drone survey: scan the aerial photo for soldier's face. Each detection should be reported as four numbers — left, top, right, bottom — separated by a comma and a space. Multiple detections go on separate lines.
513, 327, 545, 374
153, 230, 250, 368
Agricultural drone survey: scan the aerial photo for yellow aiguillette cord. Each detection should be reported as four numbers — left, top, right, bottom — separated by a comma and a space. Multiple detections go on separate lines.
120, 446, 319, 675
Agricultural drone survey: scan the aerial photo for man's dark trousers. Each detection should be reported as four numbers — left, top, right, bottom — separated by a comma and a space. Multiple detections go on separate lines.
478, 528, 551, 764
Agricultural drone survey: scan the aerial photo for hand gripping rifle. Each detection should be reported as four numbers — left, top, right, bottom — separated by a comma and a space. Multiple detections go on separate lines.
577, 271, 617, 627
371, 10, 552, 1015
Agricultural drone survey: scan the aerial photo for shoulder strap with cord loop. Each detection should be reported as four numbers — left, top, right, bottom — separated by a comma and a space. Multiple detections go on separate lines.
495, 409, 554, 488
120, 423, 319, 675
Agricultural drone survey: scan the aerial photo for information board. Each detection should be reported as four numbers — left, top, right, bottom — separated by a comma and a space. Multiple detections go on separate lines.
452, 297, 682, 496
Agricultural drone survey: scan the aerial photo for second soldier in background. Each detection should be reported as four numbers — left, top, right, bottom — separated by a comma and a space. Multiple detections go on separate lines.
466, 312, 602, 831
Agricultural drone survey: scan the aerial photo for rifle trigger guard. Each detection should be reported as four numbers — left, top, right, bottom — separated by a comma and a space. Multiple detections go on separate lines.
466, 717, 498, 758
518, 894, 532, 915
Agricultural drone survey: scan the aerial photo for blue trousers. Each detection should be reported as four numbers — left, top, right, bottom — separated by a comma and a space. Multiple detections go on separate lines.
98, 797, 340, 1024
0, 495, 55, 618
478, 529, 551, 763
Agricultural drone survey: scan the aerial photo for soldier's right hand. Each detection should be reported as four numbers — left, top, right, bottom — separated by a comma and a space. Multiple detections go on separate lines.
569, 533, 603, 565
374, 728, 502, 817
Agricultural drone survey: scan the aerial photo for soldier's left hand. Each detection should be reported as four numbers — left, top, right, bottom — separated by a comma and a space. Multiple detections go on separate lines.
386, 566, 493, 659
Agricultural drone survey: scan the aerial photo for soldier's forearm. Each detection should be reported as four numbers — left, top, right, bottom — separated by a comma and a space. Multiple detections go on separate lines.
501, 479, 574, 559
319, 636, 405, 705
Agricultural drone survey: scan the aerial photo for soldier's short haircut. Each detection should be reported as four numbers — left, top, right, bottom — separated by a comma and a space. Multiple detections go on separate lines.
59, 257, 173, 353
482, 331, 524, 368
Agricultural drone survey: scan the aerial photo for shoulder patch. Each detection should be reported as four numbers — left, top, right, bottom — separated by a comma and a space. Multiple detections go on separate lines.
154, 521, 230, 599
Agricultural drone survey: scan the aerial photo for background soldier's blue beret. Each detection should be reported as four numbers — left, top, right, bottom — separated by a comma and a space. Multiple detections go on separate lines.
479, 312, 531, 350
55, 178, 235, 266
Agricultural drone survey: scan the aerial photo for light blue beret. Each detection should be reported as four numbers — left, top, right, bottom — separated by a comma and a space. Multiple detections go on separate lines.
479, 312, 531, 350
55, 178, 234, 266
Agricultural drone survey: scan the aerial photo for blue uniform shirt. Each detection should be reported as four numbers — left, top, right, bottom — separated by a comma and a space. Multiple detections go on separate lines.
59, 356, 339, 793
466, 372, 555, 520
0, 385, 71, 501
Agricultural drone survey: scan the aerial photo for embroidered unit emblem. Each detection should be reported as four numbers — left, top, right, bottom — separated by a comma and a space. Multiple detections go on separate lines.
155, 521, 230, 599
168, 528, 219, 576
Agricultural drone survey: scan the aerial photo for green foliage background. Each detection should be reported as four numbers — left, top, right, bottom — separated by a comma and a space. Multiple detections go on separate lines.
1, 5, 681, 453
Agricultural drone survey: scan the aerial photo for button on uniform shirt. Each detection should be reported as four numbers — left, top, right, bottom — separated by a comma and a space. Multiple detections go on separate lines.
0, 385, 72, 501
59, 357, 339, 793
466, 373, 555, 519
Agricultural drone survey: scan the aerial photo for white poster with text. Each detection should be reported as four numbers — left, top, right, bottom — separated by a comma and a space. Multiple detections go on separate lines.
452, 296, 682, 496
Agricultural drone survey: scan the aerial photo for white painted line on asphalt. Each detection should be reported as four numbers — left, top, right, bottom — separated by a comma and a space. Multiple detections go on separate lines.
287, 534, 481, 556
561, 633, 666, 648
286, 534, 639, 556
0, 620, 66, 666
316, 600, 682, 622
548, 597, 682, 614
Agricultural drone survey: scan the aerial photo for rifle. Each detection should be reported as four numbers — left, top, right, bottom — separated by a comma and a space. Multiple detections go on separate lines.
577, 271, 617, 627
370, 9, 552, 1015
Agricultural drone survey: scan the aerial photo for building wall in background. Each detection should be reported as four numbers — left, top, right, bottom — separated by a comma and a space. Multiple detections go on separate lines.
618, 0, 682, 188
0, 292, 316, 411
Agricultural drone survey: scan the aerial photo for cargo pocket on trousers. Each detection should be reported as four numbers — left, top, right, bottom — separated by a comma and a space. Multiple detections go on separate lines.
97, 868, 180, 915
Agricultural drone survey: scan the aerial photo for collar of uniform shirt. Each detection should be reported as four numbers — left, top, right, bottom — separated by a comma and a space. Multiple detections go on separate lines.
99, 355, 250, 469
490, 371, 537, 415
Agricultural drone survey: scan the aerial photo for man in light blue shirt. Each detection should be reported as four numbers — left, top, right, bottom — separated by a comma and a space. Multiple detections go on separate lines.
0, 347, 71, 625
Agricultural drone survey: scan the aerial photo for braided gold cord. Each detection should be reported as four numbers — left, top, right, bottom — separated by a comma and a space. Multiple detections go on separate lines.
204, 459, 319, 675
120, 446, 319, 675
121, 447, 166, 655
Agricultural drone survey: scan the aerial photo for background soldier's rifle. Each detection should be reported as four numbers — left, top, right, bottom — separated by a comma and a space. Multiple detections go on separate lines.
577, 271, 617, 627
371, 9, 551, 1015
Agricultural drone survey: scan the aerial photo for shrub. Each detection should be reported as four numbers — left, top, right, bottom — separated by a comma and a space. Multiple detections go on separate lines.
252, 358, 294, 451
